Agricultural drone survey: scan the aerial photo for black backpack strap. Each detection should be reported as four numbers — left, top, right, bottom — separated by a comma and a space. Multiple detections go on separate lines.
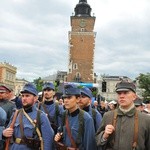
92, 108, 96, 131
36, 109, 41, 134
54, 102, 60, 123
76, 109, 84, 145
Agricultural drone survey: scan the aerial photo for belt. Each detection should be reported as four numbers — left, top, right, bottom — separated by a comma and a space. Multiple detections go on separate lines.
15, 138, 25, 144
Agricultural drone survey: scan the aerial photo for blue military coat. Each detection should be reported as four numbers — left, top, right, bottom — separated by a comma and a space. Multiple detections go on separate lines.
60, 108, 97, 150
38, 100, 64, 130
83, 105, 102, 132
9, 106, 54, 150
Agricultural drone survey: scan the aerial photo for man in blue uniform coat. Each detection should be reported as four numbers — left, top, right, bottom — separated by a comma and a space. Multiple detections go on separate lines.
78, 86, 102, 132
38, 82, 64, 134
3, 83, 54, 150
54, 84, 96, 150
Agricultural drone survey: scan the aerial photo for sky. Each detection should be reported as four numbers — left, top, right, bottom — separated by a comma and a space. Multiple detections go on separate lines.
0, 0, 150, 82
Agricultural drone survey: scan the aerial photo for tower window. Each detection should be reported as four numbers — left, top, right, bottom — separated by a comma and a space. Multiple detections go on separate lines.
69, 69, 72, 73
73, 63, 78, 70
74, 72, 81, 82
80, 28, 85, 32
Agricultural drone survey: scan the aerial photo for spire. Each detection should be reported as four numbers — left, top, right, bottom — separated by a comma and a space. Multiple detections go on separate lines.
79, 0, 87, 2
74, 0, 91, 17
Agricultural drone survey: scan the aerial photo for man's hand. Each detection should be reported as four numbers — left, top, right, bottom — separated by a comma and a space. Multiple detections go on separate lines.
54, 132, 63, 142
103, 124, 115, 140
3, 128, 14, 137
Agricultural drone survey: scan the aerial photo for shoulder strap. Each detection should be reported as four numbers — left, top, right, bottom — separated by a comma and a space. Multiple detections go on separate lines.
22, 109, 44, 150
53, 102, 59, 124
92, 108, 96, 131
112, 109, 139, 149
132, 110, 138, 149
65, 112, 77, 148
112, 109, 118, 127
41, 103, 52, 122
36, 109, 42, 134
55, 102, 59, 116
76, 109, 84, 145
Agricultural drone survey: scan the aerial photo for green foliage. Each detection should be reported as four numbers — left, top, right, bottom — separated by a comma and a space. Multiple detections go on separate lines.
54, 80, 60, 92
90, 87, 98, 97
33, 77, 43, 92
137, 73, 150, 101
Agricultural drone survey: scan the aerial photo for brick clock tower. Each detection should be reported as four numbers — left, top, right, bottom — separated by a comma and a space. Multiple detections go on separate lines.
67, 0, 96, 83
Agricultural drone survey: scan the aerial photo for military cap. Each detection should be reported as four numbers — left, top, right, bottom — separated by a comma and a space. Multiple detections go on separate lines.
42, 82, 55, 91
21, 83, 38, 96
116, 81, 136, 93
80, 86, 93, 99
0, 85, 12, 92
134, 98, 143, 106
62, 84, 81, 97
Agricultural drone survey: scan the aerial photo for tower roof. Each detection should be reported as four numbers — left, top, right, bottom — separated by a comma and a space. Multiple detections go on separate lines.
74, 0, 91, 17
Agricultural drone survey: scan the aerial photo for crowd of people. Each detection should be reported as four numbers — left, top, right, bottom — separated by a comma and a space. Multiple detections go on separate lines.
0, 80, 150, 150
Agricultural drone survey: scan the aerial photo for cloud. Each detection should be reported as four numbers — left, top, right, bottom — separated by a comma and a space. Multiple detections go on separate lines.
0, 0, 150, 82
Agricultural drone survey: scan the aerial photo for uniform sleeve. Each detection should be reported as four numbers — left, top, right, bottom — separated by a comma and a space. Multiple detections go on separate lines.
95, 112, 108, 146
0, 108, 6, 140
40, 112, 54, 150
83, 113, 97, 150
95, 110, 102, 131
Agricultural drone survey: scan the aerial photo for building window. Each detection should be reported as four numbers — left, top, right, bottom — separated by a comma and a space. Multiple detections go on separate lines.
73, 63, 78, 70
102, 81, 107, 92
80, 28, 85, 32
74, 72, 81, 82
69, 69, 72, 73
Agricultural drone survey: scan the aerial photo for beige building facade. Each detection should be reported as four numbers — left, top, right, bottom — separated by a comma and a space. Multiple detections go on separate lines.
97, 76, 132, 101
15, 78, 29, 96
0, 62, 17, 89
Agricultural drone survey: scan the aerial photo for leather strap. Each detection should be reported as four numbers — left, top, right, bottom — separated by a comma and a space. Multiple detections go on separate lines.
65, 114, 77, 148
112, 109, 138, 149
112, 109, 117, 128
19, 109, 25, 140
132, 110, 138, 148
22, 109, 44, 150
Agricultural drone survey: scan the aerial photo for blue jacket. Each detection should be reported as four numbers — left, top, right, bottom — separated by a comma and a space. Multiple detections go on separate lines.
83, 105, 102, 132
38, 100, 64, 130
60, 109, 97, 150
9, 106, 54, 150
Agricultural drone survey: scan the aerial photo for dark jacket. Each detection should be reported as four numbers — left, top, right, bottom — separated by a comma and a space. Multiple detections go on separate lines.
0, 99, 16, 127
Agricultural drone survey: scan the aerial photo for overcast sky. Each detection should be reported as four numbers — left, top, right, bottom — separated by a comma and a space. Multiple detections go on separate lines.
0, 0, 149, 82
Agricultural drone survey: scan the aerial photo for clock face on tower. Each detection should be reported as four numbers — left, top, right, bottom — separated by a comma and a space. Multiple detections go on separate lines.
79, 19, 86, 27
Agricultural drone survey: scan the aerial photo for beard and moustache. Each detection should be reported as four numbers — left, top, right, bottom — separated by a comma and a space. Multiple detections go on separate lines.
23, 103, 33, 110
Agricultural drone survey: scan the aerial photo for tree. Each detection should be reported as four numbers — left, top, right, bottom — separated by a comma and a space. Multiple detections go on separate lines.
33, 77, 43, 92
137, 73, 150, 101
